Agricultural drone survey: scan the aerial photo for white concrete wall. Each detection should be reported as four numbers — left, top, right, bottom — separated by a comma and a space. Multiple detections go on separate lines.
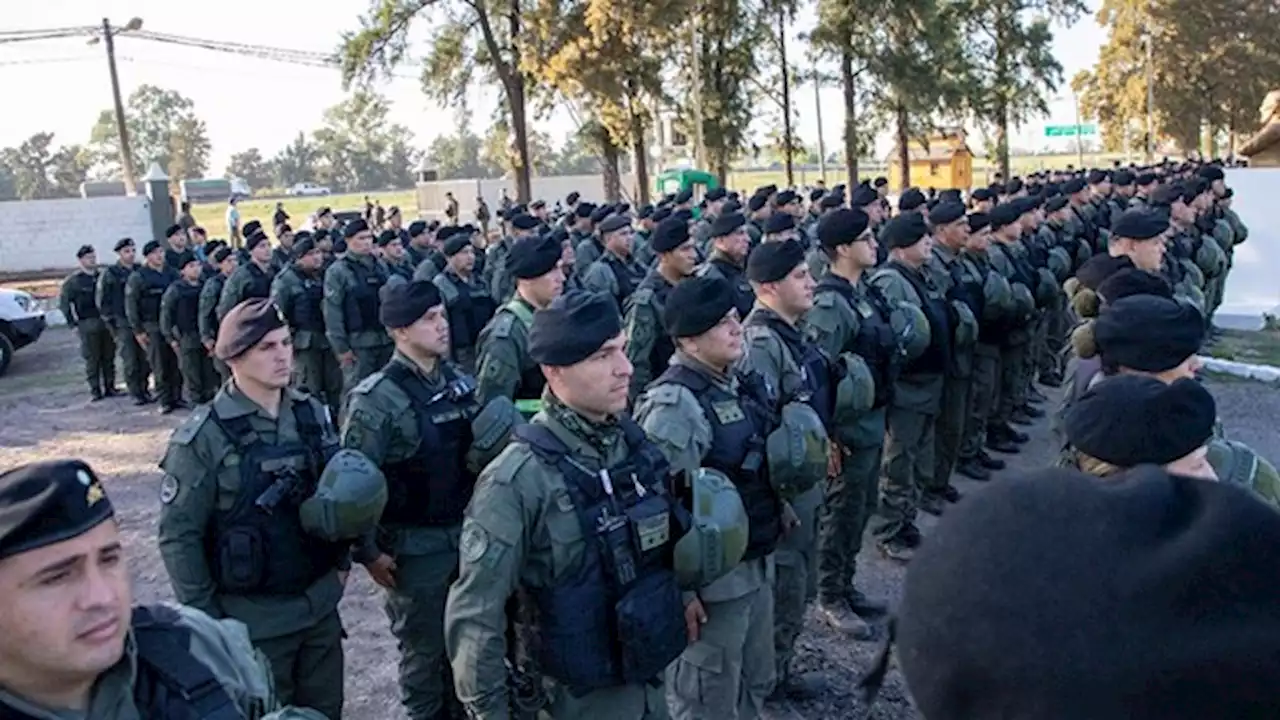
0, 196, 153, 274
415, 174, 640, 220
1221, 167, 1280, 315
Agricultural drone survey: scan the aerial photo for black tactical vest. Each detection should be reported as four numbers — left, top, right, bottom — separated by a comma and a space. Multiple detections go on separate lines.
442, 273, 497, 352
289, 269, 326, 333
244, 263, 274, 301
887, 262, 952, 376
66, 271, 101, 322
137, 267, 174, 323
657, 364, 781, 561
173, 281, 202, 336
514, 418, 689, 694
343, 256, 389, 333
603, 254, 637, 306
207, 401, 342, 595
379, 361, 480, 527
747, 312, 838, 430
204, 275, 226, 334
816, 276, 898, 408
708, 258, 755, 319
102, 264, 133, 319
943, 255, 984, 336
635, 273, 676, 379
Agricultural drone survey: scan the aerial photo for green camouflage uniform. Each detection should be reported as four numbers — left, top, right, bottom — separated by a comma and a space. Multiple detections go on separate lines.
273, 264, 343, 412
199, 272, 232, 384
986, 241, 1035, 429
574, 235, 604, 279
959, 250, 1009, 460
322, 252, 393, 399
924, 244, 977, 494
634, 353, 776, 720
97, 262, 151, 398
60, 267, 116, 396
157, 384, 346, 719
475, 296, 544, 406
623, 271, 676, 402
126, 266, 182, 408
216, 261, 277, 322
445, 396, 671, 720
160, 278, 219, 404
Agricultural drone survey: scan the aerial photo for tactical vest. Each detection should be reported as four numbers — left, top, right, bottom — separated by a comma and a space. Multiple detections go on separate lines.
103, 264, 133, 318
657, 364, 781, 561
442, 273, 497, 352
887, 262, 952, 376
289, 269, 327, 333
635, 274, 676, 379
816, 277, 898, 408
137, 267, 173, 323
204, 275, 226, 335
945, 257, 984, 333
514, 418, 688, 694
173, 282, 202, 336
244, 263, 274, 300
207, 401, 342, 595
66, 271, 101, 322
747, 312, 838, 430
604, 254, 637, 305
502, 300, 548, 400
343, 256, 388, 333
379, 362, 480, 526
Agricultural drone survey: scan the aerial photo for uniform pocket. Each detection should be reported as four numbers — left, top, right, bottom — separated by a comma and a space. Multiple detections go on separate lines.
673, 642, 724, 707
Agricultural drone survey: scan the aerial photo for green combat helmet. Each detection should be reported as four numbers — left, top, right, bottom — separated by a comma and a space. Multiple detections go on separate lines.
299, 450, 388, 542
1194, 234, 1227, 279
673, 468, 749, 588
1034, 267, 1059, 307
1011, 282, 1036, 322
468, 396, 527, 474
765, 401, 830, 501
1048, 246, 1073, 283
982, 272, 1016, 323
1207, 438, 1280, 509
950, 299, 978, 348
832, 351, 876, 426
889, 302, 930, 360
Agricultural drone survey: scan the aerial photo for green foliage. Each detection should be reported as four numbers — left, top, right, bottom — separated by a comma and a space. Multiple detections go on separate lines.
0, 133, 90, 200
224, 148, 273, 190
270, 133, 322, 188
310, 91, 421, 192
87, 85, 210, 180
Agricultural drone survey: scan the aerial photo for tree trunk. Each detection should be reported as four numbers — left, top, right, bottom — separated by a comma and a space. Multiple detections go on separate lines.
632, 120, 650, 205
994, 16, 1011, 181
778, 6, 794, 187
896, 101, 911, 190
596, 126, 622, 202
507, 0, 532, 203
841, 46, 859, 190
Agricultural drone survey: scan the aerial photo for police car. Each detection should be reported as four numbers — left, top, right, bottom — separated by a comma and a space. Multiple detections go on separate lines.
0, 288, 46, 376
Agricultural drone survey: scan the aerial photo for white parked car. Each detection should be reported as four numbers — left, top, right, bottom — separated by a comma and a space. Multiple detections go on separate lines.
0, 288, 46, 377
287, 182, 332, 197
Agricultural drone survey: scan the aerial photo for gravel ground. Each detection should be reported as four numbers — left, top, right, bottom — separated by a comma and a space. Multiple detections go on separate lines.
3, 327, 1278, 719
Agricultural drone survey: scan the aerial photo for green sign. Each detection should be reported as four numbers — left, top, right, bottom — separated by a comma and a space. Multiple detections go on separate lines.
1045, 124, 1098, 137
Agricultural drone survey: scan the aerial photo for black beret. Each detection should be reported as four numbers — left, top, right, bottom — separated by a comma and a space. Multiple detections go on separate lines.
292, 233, 318, 259
706, 187, 727, 201
1076, 253, 1135, 290
313, 228, 331, 243
899, 464, 1280, 720
530, 200, 546, 210
245, 233, 269, 252
674, 189, 694, 204
549, 226, 569, 244
215, 298, 287, 361
927, 202, 965, 226
1223, 187, 1234, 199
986, 203, 1022, 231
1197, 165, 1225, 181
165, 224, 182, 238
437, 226, 459, 243
408, 220, 428, 238
1095, 295, 1205, 372
387, 205, 401, 218
850, 184, 879, 207
664, 276, 736, 338
1111, 209, 1168, 241
242, 219, 262, 238
637, 204, 655, 219
574, 203, 595, 219
817, 208, 871, 249
1006, 177, 1024, 194
651, 207, 672, 223
710, 212, 746, 238
651, 218, 692, 253
765, 213, 795, 234
1044, 195, 1069, 213
747, 194, 768, 212
211, 246, 233, 263
759, 184, 778, 196
882, 212, 930, 249
142, 240, 163, 256
0, 459, 115, 561
114, 237, 134, 252
970, 187, 993, 201
598, 215, 630, 234
529, 290, 623, 366
721, 199, 743, 215
819, 193, 845, 209
343, 219, 369, 238
1087, 169, 1109, 184
174, 250, 200, 269
567, 192, 580, 204
380, 280, 443, 329
76, 244, 95, 259
1136, 172, 1157, 185
1067, 376, 1215, 467
809, 188, 825, 202
1183, 178, 1208, 202
673, 209, 694, 224
1012, 196, 1038, 215
967, 212, 989, 232
898, 188, 926, 211
1096, 268, 1172, 304
508, 235, 562, 279
1062, 178, 1087, 194
333, 239, 348, 254
746, 239, 807, 283
589, 206, 614, 224
316, 206, 332, 217
511, 214, 540, 231
775, 190, 798, 206
275, 223, 292, 237
938, 189, 962, 203
443, 234, 472, 257
375, 229, 399, 247
1148, 183, 1182, 207
873, 177, 888, 187
1112, 170, 1134, 186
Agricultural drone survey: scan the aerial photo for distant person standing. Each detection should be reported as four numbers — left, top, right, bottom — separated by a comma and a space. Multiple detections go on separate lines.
176, 200, 196, 231
226, 196, 242, 249
375, 199, 386, 228
444, 192, 459, 226
97, 238, 152, 405
364, 195, 375, 221
273, 201, 290, 228
60, 244, 117, 401
475, 195, 490, 236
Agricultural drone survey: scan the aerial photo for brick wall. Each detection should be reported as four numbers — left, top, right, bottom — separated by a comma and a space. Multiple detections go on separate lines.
0, 196, 154, 274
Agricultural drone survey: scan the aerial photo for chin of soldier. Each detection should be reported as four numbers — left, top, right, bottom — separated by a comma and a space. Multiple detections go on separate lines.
76, 611, 127, 663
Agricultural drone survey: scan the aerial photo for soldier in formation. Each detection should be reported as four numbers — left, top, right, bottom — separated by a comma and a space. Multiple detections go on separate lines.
126, 240, 183, 413
97, 237, 152, 405
60, 244, 117, 400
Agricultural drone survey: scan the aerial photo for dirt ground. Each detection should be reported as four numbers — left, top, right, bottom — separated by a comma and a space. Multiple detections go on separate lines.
3, 328, 1279, 719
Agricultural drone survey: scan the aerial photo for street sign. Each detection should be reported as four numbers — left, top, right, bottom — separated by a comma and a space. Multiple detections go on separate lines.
1045, 124, 1098, 137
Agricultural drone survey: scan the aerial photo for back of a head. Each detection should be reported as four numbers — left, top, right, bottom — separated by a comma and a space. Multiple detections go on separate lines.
899, 466, 1280, 720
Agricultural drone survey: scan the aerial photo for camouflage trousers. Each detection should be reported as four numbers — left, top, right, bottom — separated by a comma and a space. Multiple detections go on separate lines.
112, 323, 150, 398
77, 320, 116, 395
962, 345, 1001, 457
773, 485, 822, 685
145, 329, 182, 407
1025, 314, 1047, 396
1039, 296, 1068, 381
178, 343, 219, 404
295, 347, 343, 414
931, 374, 972, 494
816, 419, 884, 601
873, 383, 941, 541
255, 610, 345, 720
995, 341, 1030, 425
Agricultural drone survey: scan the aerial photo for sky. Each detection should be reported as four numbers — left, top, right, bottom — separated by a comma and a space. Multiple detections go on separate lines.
2, 0, 1111, 175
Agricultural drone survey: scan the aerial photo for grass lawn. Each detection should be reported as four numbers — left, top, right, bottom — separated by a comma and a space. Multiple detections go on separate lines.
1205, 328, 1280, 367
188, 191, 417, 238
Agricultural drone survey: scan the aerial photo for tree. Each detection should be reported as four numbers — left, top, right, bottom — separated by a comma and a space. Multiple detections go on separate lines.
342, 0, 537, 202
961, 0, 1085, 179
0, 133, 89, 200
427, 131, 489, 179
482, 122, 555, 178
271, 133, 321, 188
550, 129, 602, 175
87, 85, 211, 180
311, 91, 419, 191
225, 148, 273, 190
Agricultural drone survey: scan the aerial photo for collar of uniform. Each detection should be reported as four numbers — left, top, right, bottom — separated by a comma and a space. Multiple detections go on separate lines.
933, 243, 961, 264
390, 349, 445, 388
347, 252, 377, 268
672, 350, 736, 393
214, 381, 289, 420
541, 390, 623, 458
709, 250, 742, 271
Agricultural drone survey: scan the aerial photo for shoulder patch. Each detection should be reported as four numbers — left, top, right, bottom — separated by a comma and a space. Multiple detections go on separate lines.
643, 383, 684, 407
814, 292, 836, 308
489, 312, 516, 339
350, 371, 387, 396
170, 405, 211, 446
631, 286, 654, 306
435, 275, 460, 304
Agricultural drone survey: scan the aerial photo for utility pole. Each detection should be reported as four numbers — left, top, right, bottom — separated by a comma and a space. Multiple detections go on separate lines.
690, 18, 706, 170
778, 6, 793, 187
99, 17, 142, 196
813, 64, 826, 184
1145, 31, 1154, 161
1072, 90, 1085, 168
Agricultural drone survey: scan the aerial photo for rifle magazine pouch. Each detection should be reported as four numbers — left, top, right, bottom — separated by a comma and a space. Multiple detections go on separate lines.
216, 527, 265, 593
